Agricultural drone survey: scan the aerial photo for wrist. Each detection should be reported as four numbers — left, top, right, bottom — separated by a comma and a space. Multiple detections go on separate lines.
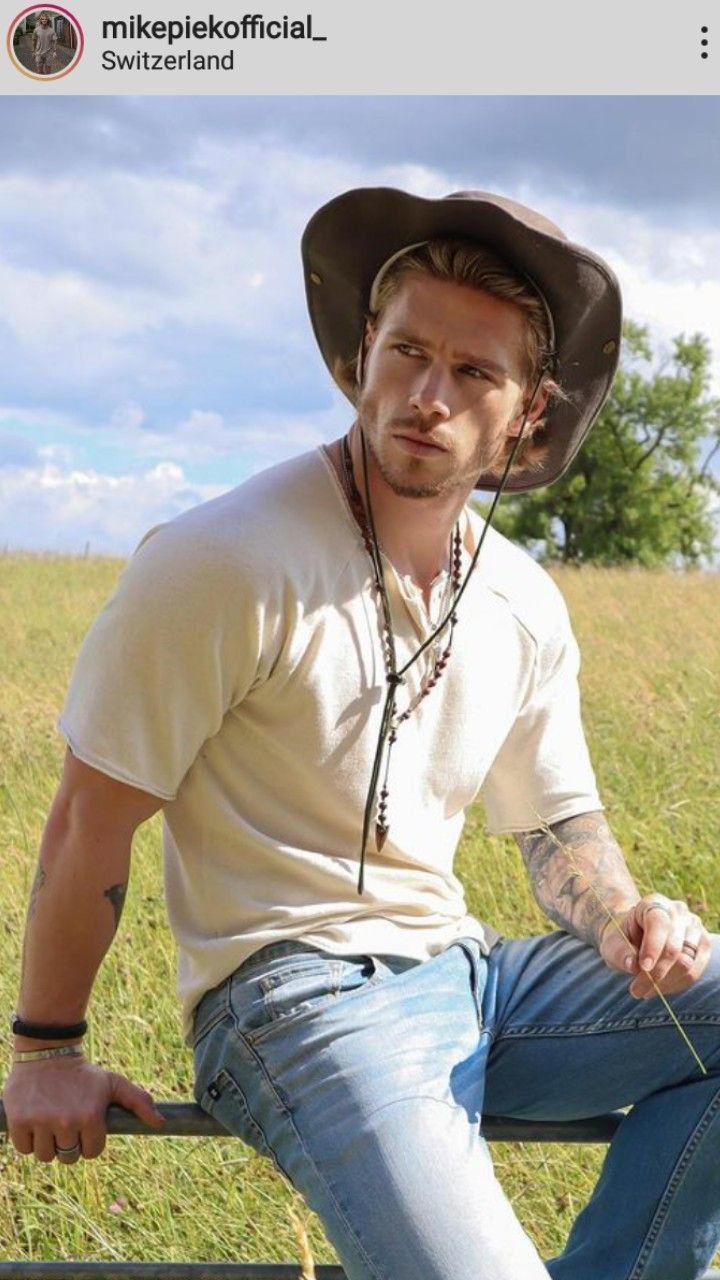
13, 1034, 85, 1051
595, 902, 637, 950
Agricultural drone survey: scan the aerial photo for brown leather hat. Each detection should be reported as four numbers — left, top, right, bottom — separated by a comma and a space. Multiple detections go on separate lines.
301, 187, 623, 492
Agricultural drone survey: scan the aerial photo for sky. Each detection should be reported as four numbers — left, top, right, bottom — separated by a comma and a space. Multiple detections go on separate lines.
1, 95, 719, 555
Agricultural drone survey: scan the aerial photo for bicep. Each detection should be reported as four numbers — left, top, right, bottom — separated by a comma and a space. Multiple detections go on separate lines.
46, 747, 165, 845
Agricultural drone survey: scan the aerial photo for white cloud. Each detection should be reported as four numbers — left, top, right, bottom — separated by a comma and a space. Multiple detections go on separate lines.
0, 461, 224, 556
97, 397, 350, 467
0, 395, 352, 555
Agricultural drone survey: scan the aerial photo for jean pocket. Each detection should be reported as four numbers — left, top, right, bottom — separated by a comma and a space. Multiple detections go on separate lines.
232, 949, 382, 1045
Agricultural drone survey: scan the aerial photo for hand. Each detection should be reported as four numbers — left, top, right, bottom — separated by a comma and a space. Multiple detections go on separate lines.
598, 894, 712, 998
3, 1054, 164, 1163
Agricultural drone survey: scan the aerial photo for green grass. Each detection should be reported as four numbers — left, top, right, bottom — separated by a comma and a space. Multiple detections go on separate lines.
1, 553, 719, 1270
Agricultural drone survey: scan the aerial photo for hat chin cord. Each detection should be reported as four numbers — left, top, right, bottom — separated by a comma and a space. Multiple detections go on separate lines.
354, 365, 547, 894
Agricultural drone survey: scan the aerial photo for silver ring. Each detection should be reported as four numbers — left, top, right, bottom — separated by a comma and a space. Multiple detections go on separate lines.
644, 903, 672, 919
682, 941, 699, 958
54, 1141, 82, 1163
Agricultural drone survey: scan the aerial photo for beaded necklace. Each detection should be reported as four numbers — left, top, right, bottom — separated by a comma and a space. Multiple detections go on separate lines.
339, 433, 463, 857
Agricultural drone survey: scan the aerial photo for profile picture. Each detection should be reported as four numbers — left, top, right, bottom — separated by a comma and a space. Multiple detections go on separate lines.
7, 6, 84, 80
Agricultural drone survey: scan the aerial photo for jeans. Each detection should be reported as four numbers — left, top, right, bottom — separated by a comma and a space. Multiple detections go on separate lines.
192, 931, 720, 1280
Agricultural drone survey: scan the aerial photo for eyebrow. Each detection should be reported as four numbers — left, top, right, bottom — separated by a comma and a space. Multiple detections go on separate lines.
385, 329, 510, 377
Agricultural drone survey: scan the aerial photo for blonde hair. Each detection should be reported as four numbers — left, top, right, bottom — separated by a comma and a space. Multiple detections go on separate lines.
335, 238, 568, 475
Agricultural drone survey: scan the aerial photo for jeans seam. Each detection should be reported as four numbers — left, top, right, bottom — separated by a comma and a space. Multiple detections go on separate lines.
627, 1080, 720, 1279
192, 977, 233, 1047
500, 1014, 720, 1038
236, 1027, 387, 1280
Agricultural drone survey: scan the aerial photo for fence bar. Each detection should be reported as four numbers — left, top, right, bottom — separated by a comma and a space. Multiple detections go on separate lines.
0, 1102, 625, 1143
0, 1263, 717, 1279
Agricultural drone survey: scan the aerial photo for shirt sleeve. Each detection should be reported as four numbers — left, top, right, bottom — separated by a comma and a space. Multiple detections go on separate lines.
479, 604, 602, 834
58, 517, 278, 801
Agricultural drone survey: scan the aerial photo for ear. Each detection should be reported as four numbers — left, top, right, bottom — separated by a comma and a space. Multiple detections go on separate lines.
356, 318, 377, 389
506, 381, 550, 438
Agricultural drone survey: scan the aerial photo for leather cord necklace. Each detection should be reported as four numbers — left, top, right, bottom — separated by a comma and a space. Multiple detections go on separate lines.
341, 363, 549, 894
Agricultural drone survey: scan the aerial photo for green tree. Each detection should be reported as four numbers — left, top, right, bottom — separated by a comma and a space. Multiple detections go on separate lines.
480, 322, 720, 566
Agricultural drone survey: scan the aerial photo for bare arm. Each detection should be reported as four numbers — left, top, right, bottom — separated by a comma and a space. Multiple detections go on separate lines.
4, 749, 166, 1161
514, 810, 712, 1000
15, 748, 162, 1037
514, 810, 639, 951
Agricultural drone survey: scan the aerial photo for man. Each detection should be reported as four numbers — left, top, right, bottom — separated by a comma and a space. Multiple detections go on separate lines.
32, 12, 57, 75
4, 188, 719, 1280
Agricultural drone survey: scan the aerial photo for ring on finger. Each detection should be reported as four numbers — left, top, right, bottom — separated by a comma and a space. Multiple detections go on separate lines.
681, 940, 699, 959
54, 1141, 82, 1164
644, 901, 672, 920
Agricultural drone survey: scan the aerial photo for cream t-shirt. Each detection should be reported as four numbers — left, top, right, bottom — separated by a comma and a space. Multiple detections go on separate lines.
59, 447, 602, 1041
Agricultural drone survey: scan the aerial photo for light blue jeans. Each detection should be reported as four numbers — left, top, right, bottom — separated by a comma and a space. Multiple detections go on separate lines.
193, 931, 720, 1279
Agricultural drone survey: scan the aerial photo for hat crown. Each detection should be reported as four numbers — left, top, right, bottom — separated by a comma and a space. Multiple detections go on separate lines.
444, 191, 568, 242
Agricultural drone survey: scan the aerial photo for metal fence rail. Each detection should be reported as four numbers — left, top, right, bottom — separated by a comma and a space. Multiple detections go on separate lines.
1, 1103, 718, 1279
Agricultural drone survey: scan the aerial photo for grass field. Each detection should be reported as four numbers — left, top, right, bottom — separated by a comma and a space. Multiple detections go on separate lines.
0, 553, 718, 1271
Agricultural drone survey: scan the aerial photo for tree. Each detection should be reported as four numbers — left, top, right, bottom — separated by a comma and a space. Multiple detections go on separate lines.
480, 322, 720, 566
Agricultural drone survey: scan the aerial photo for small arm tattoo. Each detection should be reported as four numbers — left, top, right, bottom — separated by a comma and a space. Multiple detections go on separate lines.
514, 812, 639, 949
20, 862, 47, 984
27, 863, 47, 920
104, 882, 128, 932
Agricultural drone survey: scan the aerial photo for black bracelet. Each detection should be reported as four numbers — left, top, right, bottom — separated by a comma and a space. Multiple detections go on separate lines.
11, 1014, 87, 1040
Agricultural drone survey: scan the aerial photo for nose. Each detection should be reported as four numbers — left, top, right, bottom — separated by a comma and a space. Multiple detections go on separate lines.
408, 362, 452, 422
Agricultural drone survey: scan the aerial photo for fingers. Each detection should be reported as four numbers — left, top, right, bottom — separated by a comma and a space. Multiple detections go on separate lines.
23, 1119, 102, 1164
636, 897, 686, 981
630, 898, 711, 997
109, 1073, 165, 1129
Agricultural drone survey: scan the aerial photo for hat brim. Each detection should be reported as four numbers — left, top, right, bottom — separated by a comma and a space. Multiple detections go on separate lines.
301, 187, 622, 492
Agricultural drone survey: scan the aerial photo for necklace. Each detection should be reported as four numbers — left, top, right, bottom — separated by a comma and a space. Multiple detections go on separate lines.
340, 434, 462, 853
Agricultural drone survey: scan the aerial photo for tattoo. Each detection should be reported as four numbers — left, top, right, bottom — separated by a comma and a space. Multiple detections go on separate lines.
514, 812, 639, 949
20, 863, 47, 985
27, 864, 47, 920
104, 882, 128, 932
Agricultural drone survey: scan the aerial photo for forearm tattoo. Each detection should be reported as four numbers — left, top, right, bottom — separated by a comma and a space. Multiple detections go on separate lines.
104, 882, 128, 932
514, 812, 639, 949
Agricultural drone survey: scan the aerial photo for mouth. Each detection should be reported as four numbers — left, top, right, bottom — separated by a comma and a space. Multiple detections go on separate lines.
393, 433, 448, 457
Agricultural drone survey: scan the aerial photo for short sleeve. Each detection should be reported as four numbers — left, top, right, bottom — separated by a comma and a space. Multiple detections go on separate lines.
480, 608, 602, 834
58, 518, 277, 801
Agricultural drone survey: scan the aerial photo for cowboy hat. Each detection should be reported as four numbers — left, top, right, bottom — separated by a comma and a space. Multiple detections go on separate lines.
301, 187, 623, 492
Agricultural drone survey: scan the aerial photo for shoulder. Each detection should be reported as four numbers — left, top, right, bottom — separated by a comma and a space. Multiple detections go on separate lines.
466, 508, 571, 652
132, 448, 340, 584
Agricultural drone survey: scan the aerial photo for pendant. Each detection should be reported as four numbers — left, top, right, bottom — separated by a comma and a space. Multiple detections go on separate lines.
375, 822, 389, 851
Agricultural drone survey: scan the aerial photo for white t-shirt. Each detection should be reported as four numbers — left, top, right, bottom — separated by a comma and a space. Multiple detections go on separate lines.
33, 23, 56, 54
59, 447, 602, 1041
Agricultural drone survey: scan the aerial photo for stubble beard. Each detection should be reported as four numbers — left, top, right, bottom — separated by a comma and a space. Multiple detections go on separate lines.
357, 397, 485, 500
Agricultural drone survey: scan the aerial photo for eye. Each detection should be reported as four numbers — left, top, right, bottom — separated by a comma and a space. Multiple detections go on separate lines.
459, 364, 491, 380
394, 342, 424, 358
